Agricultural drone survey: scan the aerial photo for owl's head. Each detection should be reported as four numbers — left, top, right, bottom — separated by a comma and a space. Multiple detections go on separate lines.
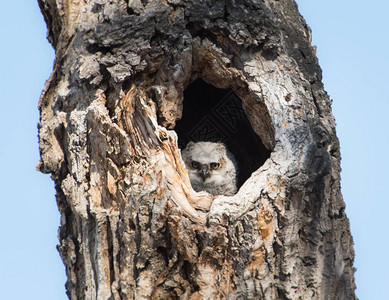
181, 141, 237, 195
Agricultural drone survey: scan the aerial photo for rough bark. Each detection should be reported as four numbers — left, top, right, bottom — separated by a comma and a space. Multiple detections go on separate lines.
38, 0, 356, 299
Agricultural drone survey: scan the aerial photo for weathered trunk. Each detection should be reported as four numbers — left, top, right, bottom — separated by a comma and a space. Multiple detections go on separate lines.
38, 0, 356, 299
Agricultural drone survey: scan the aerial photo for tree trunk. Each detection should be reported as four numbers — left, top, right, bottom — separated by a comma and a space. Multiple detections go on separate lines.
38, 0, 356, 299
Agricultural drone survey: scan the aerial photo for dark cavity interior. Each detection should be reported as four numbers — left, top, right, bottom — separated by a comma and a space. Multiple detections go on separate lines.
175, 78, 271, 188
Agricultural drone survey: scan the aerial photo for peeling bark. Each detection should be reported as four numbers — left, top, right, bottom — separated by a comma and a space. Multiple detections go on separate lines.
38, 0, 356, 299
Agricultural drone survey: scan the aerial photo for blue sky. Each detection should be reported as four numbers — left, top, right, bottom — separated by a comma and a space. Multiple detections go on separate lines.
0, 1, 65, 299
0, 1, 387, 299
296, 1, 389, 299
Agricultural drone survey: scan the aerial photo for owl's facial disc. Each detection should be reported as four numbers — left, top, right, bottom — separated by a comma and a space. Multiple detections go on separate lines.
189, 160, 214, 181
182, 141, 237, 195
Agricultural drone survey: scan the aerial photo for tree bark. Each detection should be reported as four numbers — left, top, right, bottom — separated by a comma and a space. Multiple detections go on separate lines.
38, 0, 356, 299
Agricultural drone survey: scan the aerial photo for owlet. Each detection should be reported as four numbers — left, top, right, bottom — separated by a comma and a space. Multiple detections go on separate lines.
182, 141, 238, 196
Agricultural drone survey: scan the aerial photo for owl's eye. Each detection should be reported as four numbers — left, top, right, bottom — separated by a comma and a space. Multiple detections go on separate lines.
191, 161, 200, 169
210, 162, 220, 170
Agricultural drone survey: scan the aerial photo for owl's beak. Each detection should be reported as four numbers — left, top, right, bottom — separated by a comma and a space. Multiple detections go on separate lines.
200, 164, 210, 180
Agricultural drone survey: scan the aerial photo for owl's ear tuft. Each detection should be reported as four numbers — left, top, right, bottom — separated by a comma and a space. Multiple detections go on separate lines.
215, 142, 227, 153
185, 141, 196, 150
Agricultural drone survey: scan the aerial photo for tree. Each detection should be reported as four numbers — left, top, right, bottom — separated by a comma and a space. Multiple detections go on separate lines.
37, 0, 356, 299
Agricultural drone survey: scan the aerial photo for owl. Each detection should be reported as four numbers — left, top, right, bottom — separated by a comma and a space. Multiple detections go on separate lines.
181, 141, 238, 196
